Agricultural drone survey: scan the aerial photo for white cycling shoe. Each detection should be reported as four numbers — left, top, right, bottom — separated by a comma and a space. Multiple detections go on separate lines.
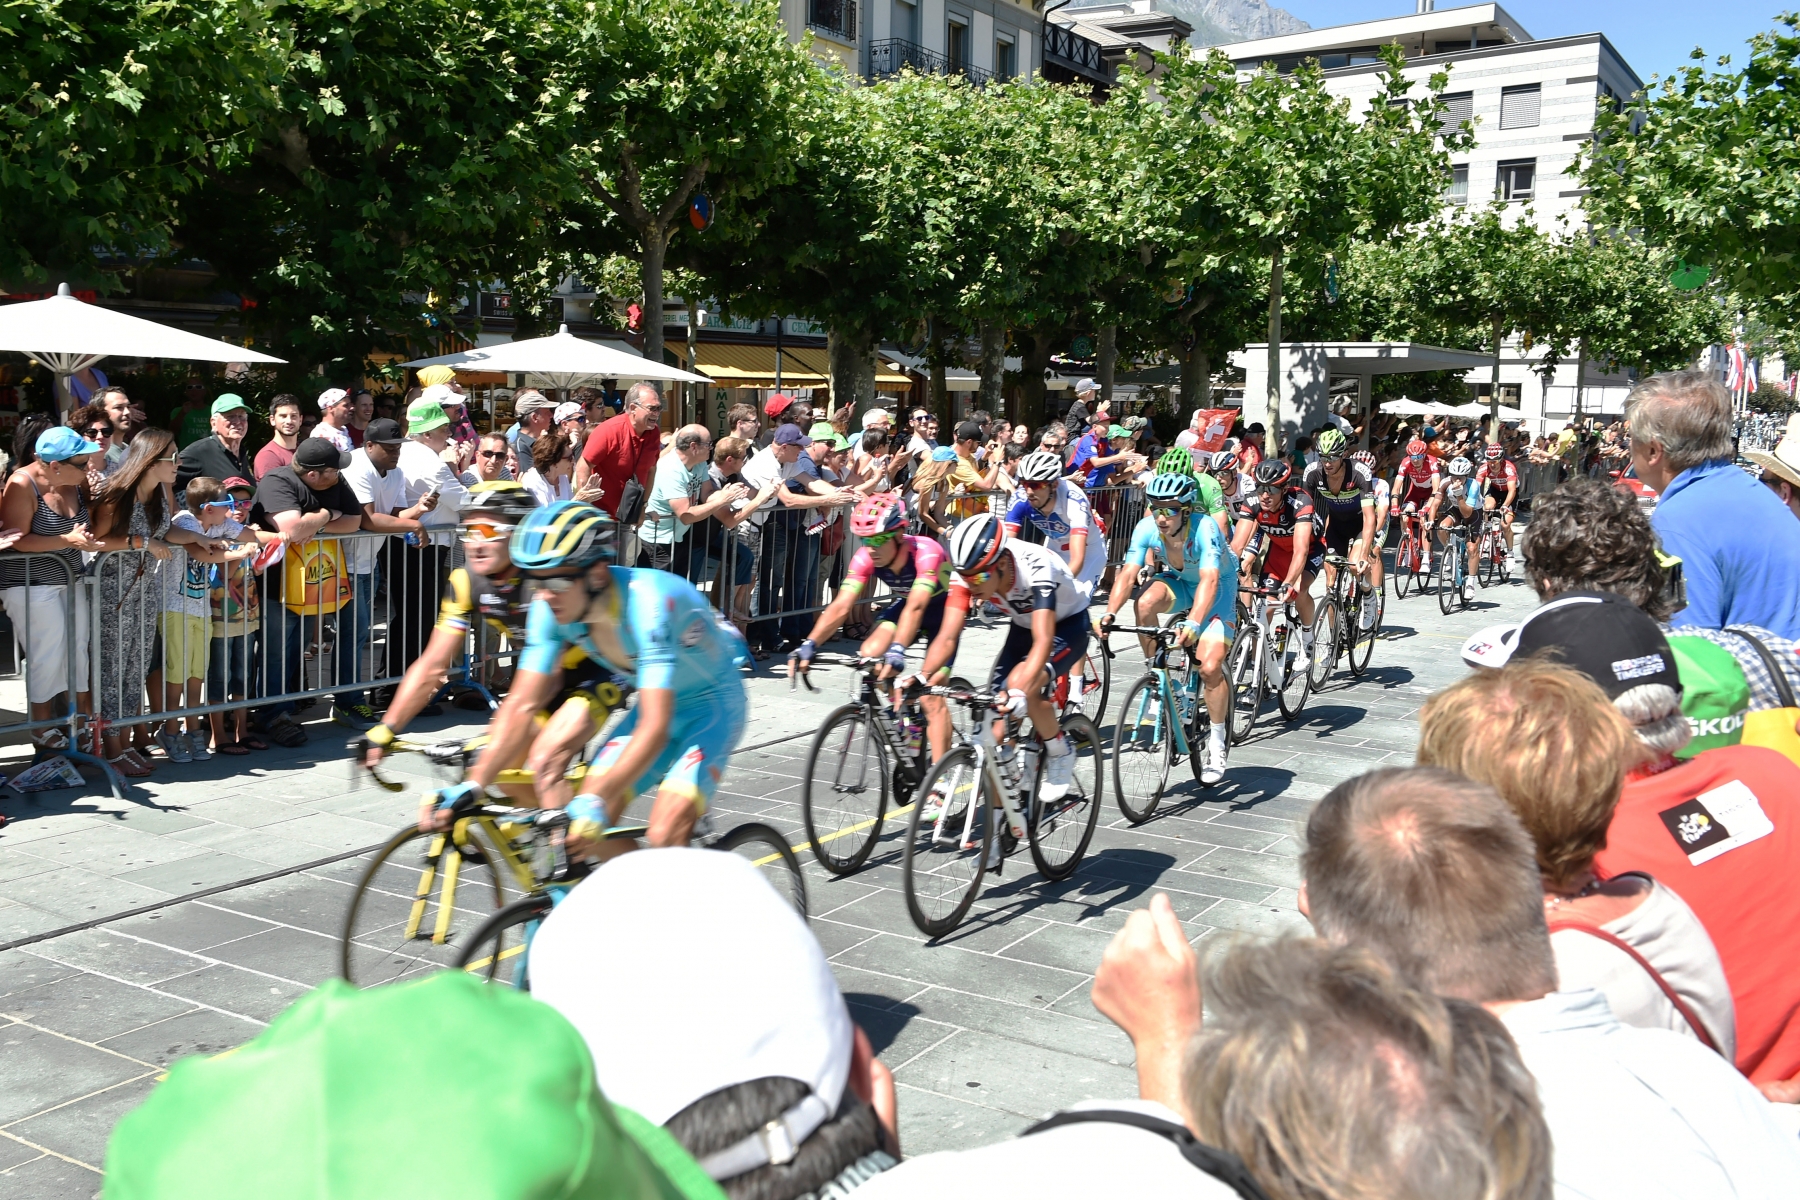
1039, 738, 1076, 803
1200, 728, 1229, 786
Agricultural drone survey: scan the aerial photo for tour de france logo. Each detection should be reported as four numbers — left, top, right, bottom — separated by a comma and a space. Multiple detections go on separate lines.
1676, 811, 1712, 844
1658, 798, 1730, 856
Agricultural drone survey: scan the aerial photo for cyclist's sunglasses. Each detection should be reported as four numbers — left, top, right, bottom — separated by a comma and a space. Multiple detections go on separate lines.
1320, 454, 1345, 466
1024, 478, 1055, 491
459, 520, 511, 543
959, 568, 996, 588
526, 574, 584, 593
863, 531, 899, 548
1150, 504, 1185, 517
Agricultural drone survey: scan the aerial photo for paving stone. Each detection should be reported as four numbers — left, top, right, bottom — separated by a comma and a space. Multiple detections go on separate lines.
0, 1133, 44, 1171
113, 852, 271, 895
1, 971, 193, 1043
107, 903, 275, 954
894, 1027, 1139, 1120
832, 932, 1086, 1009
0, 1149, 104, 1196
20, 932, 212, 989
98, 1006, 260, 1067
6, 1073, 158, 1169
152, 963, 303, 1023
0, 1020, 148, 1125
0, 950, 80, 1000
890, 1083, 1031, 1152
197, 924, 345, 988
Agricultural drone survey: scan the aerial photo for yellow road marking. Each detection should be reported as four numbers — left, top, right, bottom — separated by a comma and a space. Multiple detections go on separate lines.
747, 801, 917, 866
461, 941, 527, 973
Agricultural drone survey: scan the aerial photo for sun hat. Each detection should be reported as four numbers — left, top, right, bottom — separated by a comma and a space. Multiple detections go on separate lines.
512, 389, 556, 415
554, 401, 584, 424
1745, 413, 1800, 490
37, 426, 101, 462
1075, 377, 1098, 394
102, 971, 722, 1200
416, 364, 457, 388
809, 421, 849, 451
1108, 424, 1131, 439
210, 393, 249, 416
406, 398, 450, 434
316, 387, 350, 411
772, 424, 812, 447
420, 382, 459, 407
293, 437, 351, 471
930, 445, 958, 462
531, 849, 852, 1182
220, 475, 255, 494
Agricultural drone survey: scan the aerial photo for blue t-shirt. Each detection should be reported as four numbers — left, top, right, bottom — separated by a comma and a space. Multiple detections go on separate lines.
518, 567, 748, 694
643, 455, 706, 545
1123, 512, 1238, 626
1069, 432, 1115, 489
1654, 458, 1800, 639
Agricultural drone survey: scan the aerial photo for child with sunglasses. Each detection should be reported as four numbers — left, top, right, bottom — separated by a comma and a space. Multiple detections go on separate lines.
168, 477, 274, 754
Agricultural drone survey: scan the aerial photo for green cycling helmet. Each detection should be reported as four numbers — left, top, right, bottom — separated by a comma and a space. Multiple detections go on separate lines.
1156, 447, 1195, 477
1145, 472, 1199, 508
1316, 427, 1349, 458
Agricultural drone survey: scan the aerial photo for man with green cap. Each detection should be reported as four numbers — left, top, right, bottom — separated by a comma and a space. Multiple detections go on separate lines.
175, 393, 255, 493
103, 972, 727, 1200
389, 395, 468, 677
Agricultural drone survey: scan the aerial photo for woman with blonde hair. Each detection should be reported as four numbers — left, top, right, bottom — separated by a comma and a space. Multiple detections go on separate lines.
907, 448, 959, 541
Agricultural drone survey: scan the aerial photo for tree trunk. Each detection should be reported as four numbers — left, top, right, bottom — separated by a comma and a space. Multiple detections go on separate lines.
1097, 324, 1117, 409
642, 229, 669, 370
1572, 337, 1587, 420
828, 324, 877, 421
1018, 329, 1054, 431
1265, 246, 1283, 458
925, 317, 948, 425
977, 320, 1005, 415
686, 294, 701, 426
1177, 341, 1201, 409
1489, 313, 1503, 425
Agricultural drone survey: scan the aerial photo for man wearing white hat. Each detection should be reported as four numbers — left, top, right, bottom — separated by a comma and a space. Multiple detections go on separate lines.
554, 400, 589, 446
316, 386, 356, 455
1746, 412, 1800, 522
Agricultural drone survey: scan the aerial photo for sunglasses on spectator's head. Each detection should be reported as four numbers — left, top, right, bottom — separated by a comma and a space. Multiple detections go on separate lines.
863, 531, 898, 548
459, 521, 510, 543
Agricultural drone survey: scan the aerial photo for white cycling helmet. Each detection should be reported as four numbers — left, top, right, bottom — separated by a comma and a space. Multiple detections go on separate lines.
1016, 451, 1064, 483
1447, 457, 1474, 477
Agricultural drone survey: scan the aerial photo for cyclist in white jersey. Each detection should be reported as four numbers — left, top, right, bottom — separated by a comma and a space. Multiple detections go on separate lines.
1003, 451, 1107, 590
1351, 450, 1390, 595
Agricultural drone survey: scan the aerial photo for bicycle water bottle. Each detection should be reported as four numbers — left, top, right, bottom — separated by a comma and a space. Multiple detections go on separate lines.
902, 715, 924, 759
995, 742, 1019, 788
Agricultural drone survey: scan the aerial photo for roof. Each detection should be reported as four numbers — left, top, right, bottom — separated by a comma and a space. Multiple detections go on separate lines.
1215, 3, 1532, 64
1231, 342, 1496, 376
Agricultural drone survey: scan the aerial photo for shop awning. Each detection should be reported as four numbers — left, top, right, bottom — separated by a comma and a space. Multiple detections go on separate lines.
679, 342, 914, 389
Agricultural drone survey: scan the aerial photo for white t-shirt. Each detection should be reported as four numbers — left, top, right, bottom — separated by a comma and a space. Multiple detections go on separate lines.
1549, 875, 1737, 1061
520, 467, 572, 510
740, 446, 816, 527
951, 538, 1090, 626
395, 439, 468, 547
316, 421, 354, 455
341, 449, 409, 574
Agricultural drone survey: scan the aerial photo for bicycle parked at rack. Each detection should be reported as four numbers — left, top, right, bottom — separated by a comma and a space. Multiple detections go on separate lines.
901, 682, 1103, 937
1310, 553, 1382, 686
1224, 582, 1311, 743
1108, 625, 1210, 824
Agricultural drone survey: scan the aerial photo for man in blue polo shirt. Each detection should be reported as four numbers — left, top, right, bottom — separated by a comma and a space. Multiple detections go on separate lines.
1629, 370, 1800, 639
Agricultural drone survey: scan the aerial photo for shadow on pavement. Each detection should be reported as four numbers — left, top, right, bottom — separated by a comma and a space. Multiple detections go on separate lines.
846, 993, 924, 1055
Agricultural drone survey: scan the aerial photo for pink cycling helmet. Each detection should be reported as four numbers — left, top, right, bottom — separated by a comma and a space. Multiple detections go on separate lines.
851, 492, 908, 537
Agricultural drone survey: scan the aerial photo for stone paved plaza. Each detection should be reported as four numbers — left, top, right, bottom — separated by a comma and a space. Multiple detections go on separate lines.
0, 567, 1537, 1196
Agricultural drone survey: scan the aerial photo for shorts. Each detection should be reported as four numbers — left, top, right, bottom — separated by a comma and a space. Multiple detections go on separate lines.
1147, 570, 1198, 615
588, 681, 746, 815
1191, 615, 1235, 645
1263, 542, 1324, 583
1399, 482, 1434, 511
1484, 487, 1514, 507
990, 612, 1091, 691
1322, 516, 1363, 557
207, 636, 252, 701
876, 590, 949, 643
161, 612, 210, 680
553, 653, 629, 726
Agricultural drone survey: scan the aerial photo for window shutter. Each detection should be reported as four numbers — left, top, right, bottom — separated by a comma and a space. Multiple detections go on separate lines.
1500, 84, 1541, 129
1438, 91, 1473, 132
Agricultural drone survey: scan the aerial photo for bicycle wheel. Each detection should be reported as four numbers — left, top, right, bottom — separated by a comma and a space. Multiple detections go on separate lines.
801, 703, 889, 875
1275, 614, 1312, 721
1478, 532, 1497, 587
1435, 544, 1455, 615
339, 823, 509, 987
1225, 624, 1264, 744
1349, 584, 1379, 675
453, 893, 553, 990
1111, 675, 1172, 825
1186, 686, 1214, 784
716, 822, 809, 920
1393, 530, 1415, 598
1028, 714, 1103, 880
902, 746, 992, 937
1307, 598, 1340, 690
1083, 645, 1111, 727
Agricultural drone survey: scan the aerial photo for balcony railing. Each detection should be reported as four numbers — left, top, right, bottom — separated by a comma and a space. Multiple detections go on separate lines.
1043, 21, 1111, 84
808, 0, 856, 43
866, 39, 995, 86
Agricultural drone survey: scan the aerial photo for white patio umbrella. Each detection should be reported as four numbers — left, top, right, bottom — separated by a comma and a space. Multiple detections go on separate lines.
403, 324, 710, 391
1379, 398, 1438, 415
0, 283, 286, 410
1447, 400, 1526, 421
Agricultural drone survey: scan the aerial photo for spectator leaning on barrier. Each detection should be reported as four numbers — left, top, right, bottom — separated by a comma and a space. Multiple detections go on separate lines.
176, 393, 255, 494
945, 420, 999, 520
389, 398, 466, 683
576, 382, 662, 521
160, 477, 262, 760
1627, 370, 1800, 638
741, 424, 845, 657
1301, 766, 1800, 1194
641, 425, 747, 578
706, 435, 776, 635
199, 477, 269, 755
0, 427, 90, 752
253, 393, 304, 480
727, 401, 761, 446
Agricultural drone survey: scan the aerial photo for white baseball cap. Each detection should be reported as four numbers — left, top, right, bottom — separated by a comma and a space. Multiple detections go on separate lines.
554, 401, 584, 424
420, 382, 460, 407
317, 387, 349, 411
530, 849, 852, 1178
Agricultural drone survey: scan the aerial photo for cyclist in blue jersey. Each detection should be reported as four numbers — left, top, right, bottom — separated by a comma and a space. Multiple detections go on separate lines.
427, 501, 749, 856
1002, 450, 1108, 589
1097, 473, 1239, 783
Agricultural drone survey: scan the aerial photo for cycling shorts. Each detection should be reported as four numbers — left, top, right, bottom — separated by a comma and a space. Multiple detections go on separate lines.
874, 590, 949, 644
1264, 542, 1324, 583
1322, 513, 1363, 557
1191, 614, 1235, 646
990, 612, 1091, 692
1484, 487, 1514, 508
1399, 480, 1436, 511
587, 682, 746, 815
1149, 570, 1198, 615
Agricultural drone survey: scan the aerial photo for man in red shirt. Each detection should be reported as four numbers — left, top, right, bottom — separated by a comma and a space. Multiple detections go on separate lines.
575, 382, 663, 519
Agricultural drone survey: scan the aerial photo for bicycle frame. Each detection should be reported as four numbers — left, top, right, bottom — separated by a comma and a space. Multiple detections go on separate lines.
924, 688, 1029, 849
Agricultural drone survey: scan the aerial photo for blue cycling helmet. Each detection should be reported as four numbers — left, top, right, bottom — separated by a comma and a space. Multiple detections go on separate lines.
511, 500, 618, 571
1144, 472, 1199, 508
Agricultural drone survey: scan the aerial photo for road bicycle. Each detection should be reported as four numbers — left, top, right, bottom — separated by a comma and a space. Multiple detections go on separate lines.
1107, 625, 1212, 824
1311, 553, 1381, 685
796, 654, 975, 876
1476, 509, 1512, 587
1224, 581, 1311, 744
1432, 519, 1475, 614
1391, 506, 1428, 599
901, 682, 1104, 937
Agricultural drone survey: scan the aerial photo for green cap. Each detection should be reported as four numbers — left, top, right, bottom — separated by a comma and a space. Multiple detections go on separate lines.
210, 393, 248, 416
103, 973, 725, 1200
1668, 634, 1749, 758
1107, 424, 1131, 439
808, 420, 848, 451
406, 398, 450, 433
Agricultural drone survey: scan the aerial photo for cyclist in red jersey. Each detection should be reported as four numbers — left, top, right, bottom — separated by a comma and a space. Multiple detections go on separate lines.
1230, 459, 1323, 655
1394, 438, 1443, 568
1475, 443, 1520, 557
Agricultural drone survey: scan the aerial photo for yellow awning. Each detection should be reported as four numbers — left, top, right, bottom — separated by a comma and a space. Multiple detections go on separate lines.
678, 342, 914, 389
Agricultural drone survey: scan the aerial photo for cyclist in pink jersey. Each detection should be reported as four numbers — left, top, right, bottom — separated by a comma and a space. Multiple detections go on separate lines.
1394, 438, 1444, 568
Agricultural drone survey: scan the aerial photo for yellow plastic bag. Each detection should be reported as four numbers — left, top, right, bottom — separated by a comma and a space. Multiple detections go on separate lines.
283, 538, 352, 615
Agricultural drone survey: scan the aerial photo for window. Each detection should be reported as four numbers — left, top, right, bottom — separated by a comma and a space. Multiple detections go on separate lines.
1499, 84, 1541, 129
947, 19, 968, 71
1438, 91, 1473, 134
1496, 158, 1536, 202
995, 37, 1016, 80
1446, 163, 1469, 205
892, 0, 916, 43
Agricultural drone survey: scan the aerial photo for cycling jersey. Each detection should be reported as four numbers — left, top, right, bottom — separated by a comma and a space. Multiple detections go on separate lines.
1476, 459, 1519, 498
1192, 471, 1225, 517
1396, 456, 1440, 494
841, 534, 948, 599
519, 566, 748, 696
435, 566, 530, 641
1004, 480, 1109, 586
948, 538, 1090, 627
1367, 476, 1391, 509
1123, 512, 1238, 630
1302, 461, 1375, 524
1233, 487, 1322, 550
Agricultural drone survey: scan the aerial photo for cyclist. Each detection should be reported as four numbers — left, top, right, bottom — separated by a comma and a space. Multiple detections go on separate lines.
1230, 459, 1323, 659
1153, 446, 1229, 538
427, 501, 749, 856
1474, 442, 1520, 558
1393, 438, 1443, 571
1097, 473, 1238, 784
1301, 429, 1377, 631
1002, 450, 1107, 591
790, 492, 954, 763
1351, 449, 1391, 597
1208, 449, 1246, 511
1435, 457, 1483, 604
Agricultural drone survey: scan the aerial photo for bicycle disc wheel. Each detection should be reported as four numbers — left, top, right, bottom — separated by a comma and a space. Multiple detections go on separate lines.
801, 703, 889, 875
1225, 626, 1263, 744
716, 822, 809, 919
454, 893, 554, 989
1028, 714, 1103, 880
902, 746, 992, 937
1307, 599, 1339, 690
340, 823, 508, 987
1275, 615, 1312, 721
1111, 675, 1172, 825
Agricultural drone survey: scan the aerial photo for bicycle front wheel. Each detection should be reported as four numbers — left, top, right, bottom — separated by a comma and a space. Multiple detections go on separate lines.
1393, 530, 1416, 598
1078, 646, 1111, 727
903, 746, 993, 938
717, 822, 809, 920
1307, 599, 1340, 690
1478, 534, 1497, 587
1435, 546, 1455, 615
1112, 675, 1172, 825
340, 823, 509, 987
1028, 714, 1104, 881
1226, 625, 1264, 745
454, 893, 554, 990
1275, 615, 1312, 721
801, 703, 889, 875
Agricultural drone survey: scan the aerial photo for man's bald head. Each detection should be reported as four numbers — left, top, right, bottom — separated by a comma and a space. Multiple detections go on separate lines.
1301, 767, 1556, 1005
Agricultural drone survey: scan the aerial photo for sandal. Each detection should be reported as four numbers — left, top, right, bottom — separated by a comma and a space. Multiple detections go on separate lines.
31, 728, 68, 753
109, 752, 153, 779
241, 732, 269, 751
215, 741, 251, 756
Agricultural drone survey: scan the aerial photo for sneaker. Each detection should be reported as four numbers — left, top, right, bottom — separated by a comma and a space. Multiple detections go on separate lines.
1040, 738, 1075, 802
181, 732, 210, 761
1200, 729, 1228, 786
332, 703, 380, 731
156, 729, 192, 764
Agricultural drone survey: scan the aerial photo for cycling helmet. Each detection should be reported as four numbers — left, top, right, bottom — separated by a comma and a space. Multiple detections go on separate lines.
459, 480, 539, 527
1447, 457, 1474, 477
947, 512, 1008, 575
1406, 438, 1428, 458
1016, 450, 1064, 483
850, 492, 908, 537
1253, 459, 1293, 489
1485, 443, 1504, 460
1315, 428, 1348, 458
1351, 450, 1377, 468
511, 500, 618, 571
1210, 450, 1240, 474
1156, 447, 1194, 477
1144, 472, 1199, 508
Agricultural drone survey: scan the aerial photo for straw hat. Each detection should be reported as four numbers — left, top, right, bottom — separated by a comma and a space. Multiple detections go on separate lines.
1745, 413, 1800, 489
